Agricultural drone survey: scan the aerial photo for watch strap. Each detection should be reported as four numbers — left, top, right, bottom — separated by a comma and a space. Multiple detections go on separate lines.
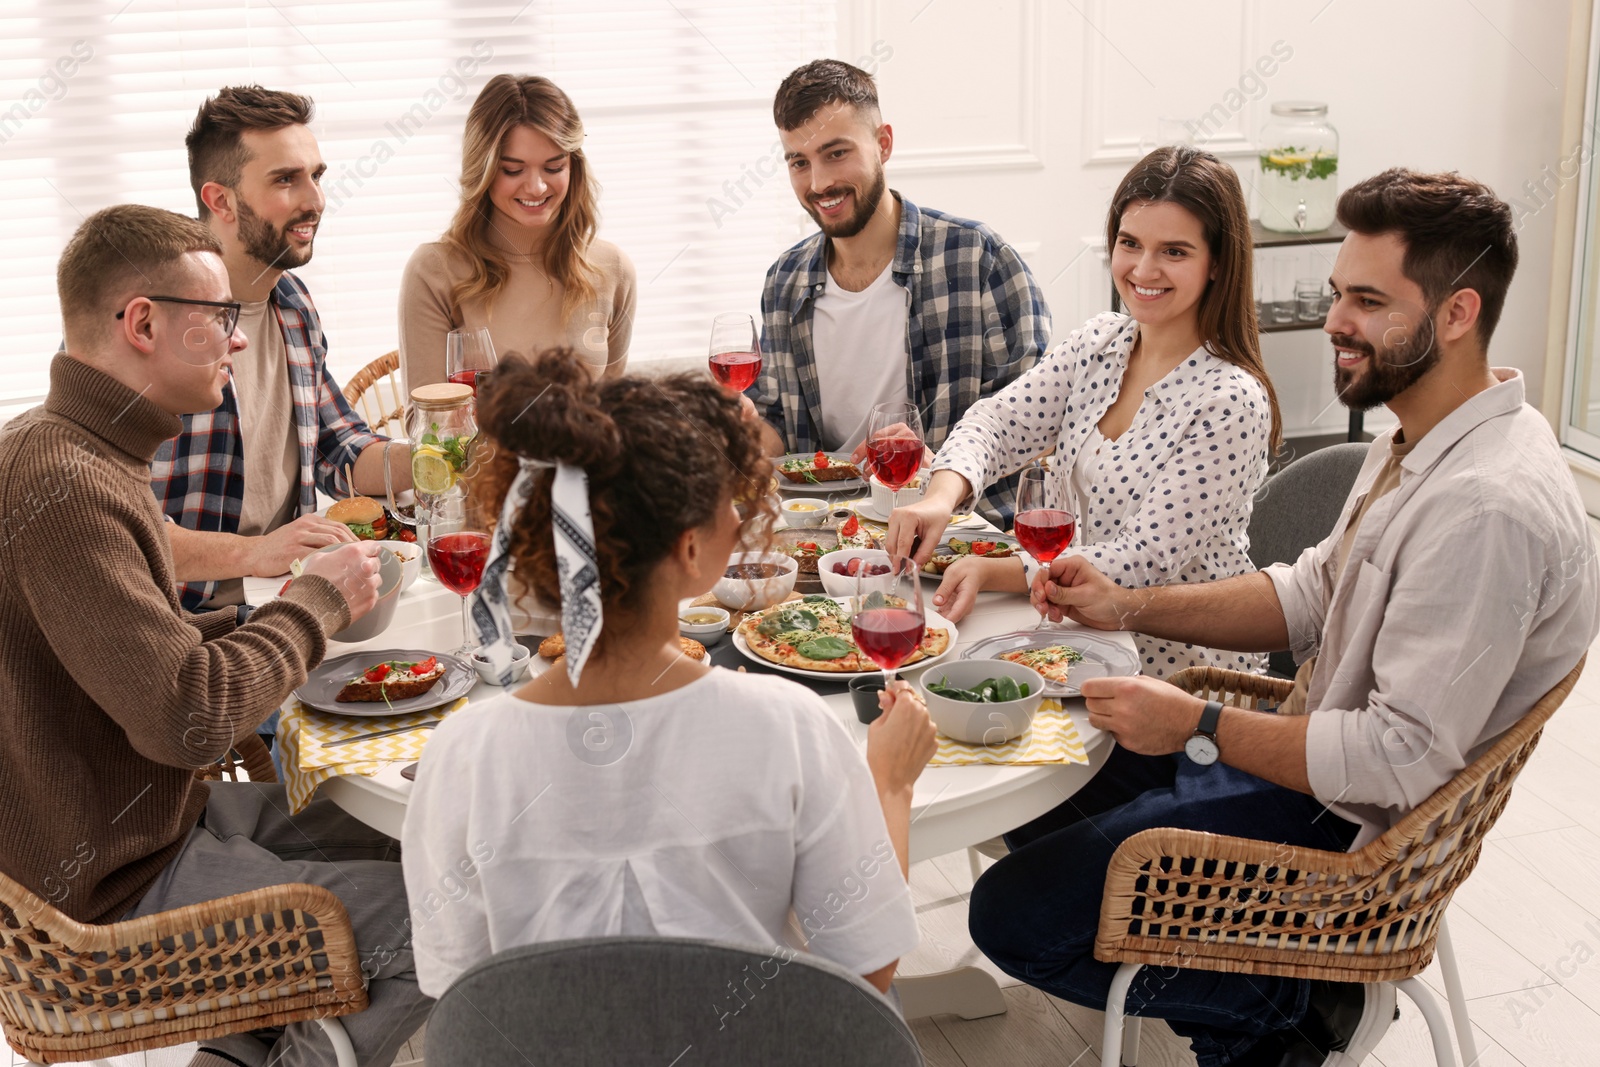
1196, 699, 1224, 737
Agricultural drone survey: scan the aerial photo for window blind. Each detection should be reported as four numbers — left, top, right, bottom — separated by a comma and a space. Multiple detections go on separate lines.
0, 0, 837, 403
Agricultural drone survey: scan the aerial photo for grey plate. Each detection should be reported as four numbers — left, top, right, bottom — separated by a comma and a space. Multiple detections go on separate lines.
960, 628, 1140, 698
294, 648, 476, 717
919, 540, 1020, 581
774, 452, 867, 494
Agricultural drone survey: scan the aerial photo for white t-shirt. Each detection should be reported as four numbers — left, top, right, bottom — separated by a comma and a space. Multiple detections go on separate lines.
401, 667, 919, 998
812, 264, 910, 453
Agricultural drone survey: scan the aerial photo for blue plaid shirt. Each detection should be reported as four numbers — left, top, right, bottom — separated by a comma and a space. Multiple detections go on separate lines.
751, 193, 1050, 524
151, 271, 385, 610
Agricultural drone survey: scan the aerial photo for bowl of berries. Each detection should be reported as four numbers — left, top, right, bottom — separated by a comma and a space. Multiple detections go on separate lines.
818, 548, 897, 598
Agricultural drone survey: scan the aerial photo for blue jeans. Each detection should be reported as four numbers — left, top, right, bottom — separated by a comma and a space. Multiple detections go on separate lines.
968, 746, 1361, 1067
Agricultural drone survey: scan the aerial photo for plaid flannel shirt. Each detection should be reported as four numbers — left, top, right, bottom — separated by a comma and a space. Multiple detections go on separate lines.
751, 192, 1050, 525
151, 271, 385, 610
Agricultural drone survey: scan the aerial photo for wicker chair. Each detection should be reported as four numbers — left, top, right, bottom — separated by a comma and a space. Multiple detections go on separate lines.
1096, 658, 1584, 1067
0, 868, 368, 1066
342, 351, 405, 437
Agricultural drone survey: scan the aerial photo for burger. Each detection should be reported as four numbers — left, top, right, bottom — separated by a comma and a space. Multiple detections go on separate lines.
327, 496, 388, 540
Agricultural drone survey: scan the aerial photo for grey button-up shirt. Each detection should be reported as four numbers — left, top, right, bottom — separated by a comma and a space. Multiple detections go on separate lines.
1267, 369, 1598, 847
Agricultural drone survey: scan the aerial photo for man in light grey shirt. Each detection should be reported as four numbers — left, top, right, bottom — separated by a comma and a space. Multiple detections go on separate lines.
966, 169, 1599, 1067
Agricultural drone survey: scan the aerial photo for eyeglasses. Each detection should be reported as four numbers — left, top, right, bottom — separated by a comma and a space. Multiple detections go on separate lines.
117, 295, 242, 337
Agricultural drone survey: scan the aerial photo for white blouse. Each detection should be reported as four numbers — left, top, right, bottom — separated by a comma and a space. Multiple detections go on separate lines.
401, 667, 919, 998
934, 311, 1271, 678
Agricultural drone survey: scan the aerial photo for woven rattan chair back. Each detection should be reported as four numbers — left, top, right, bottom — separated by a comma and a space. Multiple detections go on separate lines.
0, 872, 367, 1064
342, 351, 405, 437
1095, 656, 1584, 985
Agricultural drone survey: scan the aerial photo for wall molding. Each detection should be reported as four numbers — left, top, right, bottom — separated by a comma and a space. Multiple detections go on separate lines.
1081, 0, 1261, 164
846, 0, 1046, 174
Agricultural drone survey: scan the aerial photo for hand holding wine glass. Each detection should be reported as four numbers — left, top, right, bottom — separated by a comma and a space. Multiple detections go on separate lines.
863, 402, 926, 516
1013, 466, 1076, 630
426, 496, 492, 655
446, 327, 498, 395
708, 313, 763, 392
850, 555, 927, 684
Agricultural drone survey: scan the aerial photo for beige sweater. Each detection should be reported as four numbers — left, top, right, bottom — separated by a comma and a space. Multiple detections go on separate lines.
398, 236, 636, 393
0, 356, 349, 923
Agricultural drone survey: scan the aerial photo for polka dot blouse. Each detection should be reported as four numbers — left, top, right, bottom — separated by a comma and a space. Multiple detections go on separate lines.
934, 312, 1271, 679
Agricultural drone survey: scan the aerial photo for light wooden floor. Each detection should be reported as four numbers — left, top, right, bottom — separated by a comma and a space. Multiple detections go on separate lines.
22, 532, 1600, 1067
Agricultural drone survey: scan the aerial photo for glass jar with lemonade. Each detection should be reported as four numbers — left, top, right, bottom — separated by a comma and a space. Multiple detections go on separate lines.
1256, 101, 1339, 233
407, 383, 477, 522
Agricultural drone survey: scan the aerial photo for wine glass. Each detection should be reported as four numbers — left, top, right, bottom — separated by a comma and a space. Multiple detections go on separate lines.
425, 496, 492, 655
850, 555, 926, 685
446, 327, 498, 395
863, 402, 926, 514
1013, 466, 1077, 630
708, 312, 762, 391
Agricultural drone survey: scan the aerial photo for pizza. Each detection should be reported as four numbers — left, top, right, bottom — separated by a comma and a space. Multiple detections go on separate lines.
738, 595, 950, 673
997, 645, 1084, 685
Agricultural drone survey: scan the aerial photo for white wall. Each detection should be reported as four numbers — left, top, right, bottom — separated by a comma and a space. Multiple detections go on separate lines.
847, 0, 1573, 441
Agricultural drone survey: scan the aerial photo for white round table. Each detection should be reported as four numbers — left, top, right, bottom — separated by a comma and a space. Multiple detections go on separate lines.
251, 567, 1132, 1020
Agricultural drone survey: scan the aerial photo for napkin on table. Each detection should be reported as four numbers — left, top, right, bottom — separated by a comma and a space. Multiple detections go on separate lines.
276, 697, 468, 813
927, 699, 1089, 767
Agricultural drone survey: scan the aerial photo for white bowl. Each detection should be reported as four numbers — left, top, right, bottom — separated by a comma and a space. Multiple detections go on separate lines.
780, 498, 830, 528
918, 658, 1046, 744
870, 473, 925, 516
312, 544, 404, 643
471, 642, 533, 685
817, 548, 896, 599
386, 539, 423, 592
678, 605, 731, 645
713, 551, 798, 611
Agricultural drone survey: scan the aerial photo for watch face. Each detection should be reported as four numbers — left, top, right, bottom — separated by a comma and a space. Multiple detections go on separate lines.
1185, 734, 1219, 765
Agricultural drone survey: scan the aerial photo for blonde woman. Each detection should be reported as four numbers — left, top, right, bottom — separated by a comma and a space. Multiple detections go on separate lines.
399, 75, 637, 390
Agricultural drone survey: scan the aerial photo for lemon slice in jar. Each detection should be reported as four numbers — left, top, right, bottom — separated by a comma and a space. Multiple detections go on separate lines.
411, 448, 455, 495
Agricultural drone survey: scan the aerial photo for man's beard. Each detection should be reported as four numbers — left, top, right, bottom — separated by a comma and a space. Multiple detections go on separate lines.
806, 163, 887, 239
1332, 310, 1441, 411
237, 197, 317, 270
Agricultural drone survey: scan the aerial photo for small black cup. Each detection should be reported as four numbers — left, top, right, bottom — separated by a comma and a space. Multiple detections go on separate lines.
849, 676, 887, 725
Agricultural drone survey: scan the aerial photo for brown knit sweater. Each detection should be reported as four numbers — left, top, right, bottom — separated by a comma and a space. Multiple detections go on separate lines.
0, 356, 350, 923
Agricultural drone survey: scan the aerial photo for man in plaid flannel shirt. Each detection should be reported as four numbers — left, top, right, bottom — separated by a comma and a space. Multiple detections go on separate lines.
154, 87, 408, 612
747, 61, 1050, 526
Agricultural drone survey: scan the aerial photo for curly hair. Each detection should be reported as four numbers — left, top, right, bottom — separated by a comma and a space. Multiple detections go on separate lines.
470, 348, 775, 648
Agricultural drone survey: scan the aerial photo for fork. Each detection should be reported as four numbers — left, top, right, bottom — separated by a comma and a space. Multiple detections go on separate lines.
323, 718, 444, 748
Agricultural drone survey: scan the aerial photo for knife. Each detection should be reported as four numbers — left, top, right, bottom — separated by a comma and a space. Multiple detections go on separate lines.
322, 718, 444, 748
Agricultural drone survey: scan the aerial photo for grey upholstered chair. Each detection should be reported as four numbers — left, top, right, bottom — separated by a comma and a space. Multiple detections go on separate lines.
1247, 442, 1370, 677
424, 936, 925, 1066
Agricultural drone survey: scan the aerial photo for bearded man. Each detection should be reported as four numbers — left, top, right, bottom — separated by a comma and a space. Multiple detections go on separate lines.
153, 86, 411, 611
748, 60, 1050, 525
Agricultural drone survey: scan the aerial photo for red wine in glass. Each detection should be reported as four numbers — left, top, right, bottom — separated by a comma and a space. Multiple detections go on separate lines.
428, 531, 490, 595
852, 607, 926, 671
1014, 509, 1076, 563
708, 350, 762, 391
866, 436, 923, 491
448, 369, 484, 394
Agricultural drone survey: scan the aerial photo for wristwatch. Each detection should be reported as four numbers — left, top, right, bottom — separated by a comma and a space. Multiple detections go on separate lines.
1184, 700, 1224, 765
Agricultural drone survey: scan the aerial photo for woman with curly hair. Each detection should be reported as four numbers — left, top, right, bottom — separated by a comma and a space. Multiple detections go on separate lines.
398, 75, 637, 391
401, 348, 935, 1002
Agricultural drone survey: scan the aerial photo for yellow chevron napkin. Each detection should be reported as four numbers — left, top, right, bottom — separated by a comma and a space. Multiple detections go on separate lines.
927, 699, 1089, 767
276, 697, 468, 813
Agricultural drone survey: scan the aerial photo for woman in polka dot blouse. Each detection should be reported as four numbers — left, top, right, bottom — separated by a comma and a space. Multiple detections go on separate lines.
888, 146, 1282, 679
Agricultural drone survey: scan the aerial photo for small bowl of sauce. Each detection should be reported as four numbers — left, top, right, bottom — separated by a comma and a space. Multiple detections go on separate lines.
678, 606, 731, 645
780, 497, 829, 528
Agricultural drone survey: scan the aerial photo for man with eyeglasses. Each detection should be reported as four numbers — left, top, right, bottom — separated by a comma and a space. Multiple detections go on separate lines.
0, 204, 428, 1067
152, 85, 410, 612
